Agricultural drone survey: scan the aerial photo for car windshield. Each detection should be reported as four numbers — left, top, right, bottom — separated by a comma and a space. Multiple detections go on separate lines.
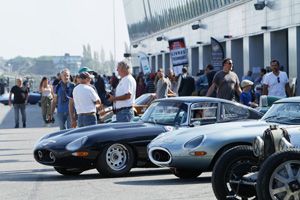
135, 94, 154, 105
262, 102, 300, 125
141, 101, 188, 125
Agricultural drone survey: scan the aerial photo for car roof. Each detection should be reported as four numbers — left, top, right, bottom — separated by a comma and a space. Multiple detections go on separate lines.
274, 96, 300, 104
154, 96, 236, 104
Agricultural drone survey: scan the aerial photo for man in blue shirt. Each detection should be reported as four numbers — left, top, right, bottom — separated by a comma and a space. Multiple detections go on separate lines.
196, 64, 213, 96
50, 68, 74, 130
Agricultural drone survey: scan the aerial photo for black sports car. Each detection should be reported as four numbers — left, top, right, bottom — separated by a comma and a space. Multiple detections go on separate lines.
33, 97, 263, 177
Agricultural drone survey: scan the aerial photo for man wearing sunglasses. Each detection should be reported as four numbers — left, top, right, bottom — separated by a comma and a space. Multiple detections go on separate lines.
206, 58, 242, 101
263, 60, 292, 98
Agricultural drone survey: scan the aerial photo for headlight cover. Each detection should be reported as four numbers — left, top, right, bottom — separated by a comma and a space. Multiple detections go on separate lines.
278, 137, 293, 151
66, 136, 88, 151
253, 136, 264, 157
183, 135, 204, 149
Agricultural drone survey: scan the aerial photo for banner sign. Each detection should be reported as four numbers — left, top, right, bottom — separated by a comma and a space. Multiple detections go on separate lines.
168, 37, 189, 66
138, 51, 151, 75
211, 37, 224, 71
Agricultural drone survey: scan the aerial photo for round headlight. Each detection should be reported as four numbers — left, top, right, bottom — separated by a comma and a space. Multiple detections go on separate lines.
183, 135, 204, 149
66, 136, 88, 151
253, 136, 264, 157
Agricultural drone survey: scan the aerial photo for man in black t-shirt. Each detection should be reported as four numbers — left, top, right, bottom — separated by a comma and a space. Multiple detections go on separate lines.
9, 78, 29, 128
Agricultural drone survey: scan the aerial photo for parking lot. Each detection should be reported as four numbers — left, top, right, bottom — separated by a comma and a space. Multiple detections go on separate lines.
0, 104, 215, 200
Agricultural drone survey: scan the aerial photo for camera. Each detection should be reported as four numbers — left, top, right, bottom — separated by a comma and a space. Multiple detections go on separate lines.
46, 117, 55, 124
105, 91, 114, 99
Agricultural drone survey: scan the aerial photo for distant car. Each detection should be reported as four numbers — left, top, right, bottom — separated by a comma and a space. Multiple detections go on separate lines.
255, 95, 283, 113
148, 97, 300, 179
0, 92, 41, 105
33, 97, 262, 177
212, 125, 300, 200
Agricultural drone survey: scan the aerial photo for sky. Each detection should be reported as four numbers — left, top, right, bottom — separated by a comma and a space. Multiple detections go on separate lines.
0, 0, 130, 61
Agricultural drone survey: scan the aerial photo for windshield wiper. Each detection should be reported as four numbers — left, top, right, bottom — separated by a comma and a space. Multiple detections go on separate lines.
151, 116, 157, 125
264, 115, 288, 121
263, 115, 277, 120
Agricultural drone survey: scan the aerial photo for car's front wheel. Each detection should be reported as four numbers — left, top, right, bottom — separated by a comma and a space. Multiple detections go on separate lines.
257, 148, 300, 200
96, 143, 134, 177
212, 145, 258, 200
54, 167, 83, 176
170, 168, 202, 179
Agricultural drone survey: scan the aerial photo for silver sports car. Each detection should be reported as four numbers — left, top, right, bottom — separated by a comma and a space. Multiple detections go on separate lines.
148, 97, 300, 178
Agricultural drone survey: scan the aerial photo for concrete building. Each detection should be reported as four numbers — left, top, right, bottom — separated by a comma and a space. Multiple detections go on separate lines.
123, 0, 300, 95
53, 53, 81, 75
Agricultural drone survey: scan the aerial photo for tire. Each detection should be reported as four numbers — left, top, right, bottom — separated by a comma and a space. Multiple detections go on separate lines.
54, 167, 83, 176
212, 145, 258, 200
96, 143, 134, 177
257, 148, 300, 200
170, 168, 202, 179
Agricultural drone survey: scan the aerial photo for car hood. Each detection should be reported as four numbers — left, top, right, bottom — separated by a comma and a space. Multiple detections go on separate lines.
36, 122, 166, 148
150, 120, 270, 146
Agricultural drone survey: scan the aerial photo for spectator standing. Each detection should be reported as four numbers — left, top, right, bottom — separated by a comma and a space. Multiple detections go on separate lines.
110, 72, 119, 90
107, 60, 136, 122
136, 76, 146, 98
0, 78, 7, 95
9, 78, 29, 128
263, 60, 292, 98
39, 77, 54, 126
156, 68, 175, 99
52, 73, 61, 88
93, 72, 106, 105
23, 77, 32, 92
196, 64, 213, 96
241, 70, 255, 83
207, 65, 217, 97
206, 58, 242, 101
254, 68, 267, 103
240, 80, 255, 107
146, 73, 155, 93
170, 75, 178, 93
50, 69, 74, 130
166, 69, 174, 81
72, 72, 101, 127
178, 67, 195, 96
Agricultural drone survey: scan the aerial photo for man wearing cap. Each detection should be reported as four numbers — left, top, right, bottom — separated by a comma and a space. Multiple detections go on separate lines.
146, 73, 155, 93
107, 60, 136, 122
263, 60, 292, 98
72, 72, 101, 127
206, 58, 242, 101
50, 68, 74, 130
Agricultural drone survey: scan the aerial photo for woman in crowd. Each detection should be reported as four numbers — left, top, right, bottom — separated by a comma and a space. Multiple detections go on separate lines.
171, 74, 178, 93
39, 77, 54, 126
136, 75, 146, 98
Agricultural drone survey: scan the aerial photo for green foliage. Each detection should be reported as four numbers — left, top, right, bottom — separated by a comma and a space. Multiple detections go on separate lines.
28, 56, 55, 75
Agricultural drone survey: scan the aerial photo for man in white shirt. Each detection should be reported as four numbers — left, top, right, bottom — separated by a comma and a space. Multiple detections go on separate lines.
107, 60, 136, 122
72, 72, 101, 127
263, 60, 292, 98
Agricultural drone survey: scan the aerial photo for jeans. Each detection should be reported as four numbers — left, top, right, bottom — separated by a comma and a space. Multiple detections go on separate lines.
116, 108, 134, 122
56, 112, 71, 130
78, 115, 97, 128
14, 103, 26, 126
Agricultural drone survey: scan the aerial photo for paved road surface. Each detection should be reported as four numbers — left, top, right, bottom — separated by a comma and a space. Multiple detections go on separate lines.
0, 104, 216, 200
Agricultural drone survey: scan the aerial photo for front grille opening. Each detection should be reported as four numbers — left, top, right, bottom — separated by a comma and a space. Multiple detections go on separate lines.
152, 150, 170, 162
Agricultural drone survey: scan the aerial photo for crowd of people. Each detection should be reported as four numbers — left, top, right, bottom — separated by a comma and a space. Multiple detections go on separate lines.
7, 57, 294, 129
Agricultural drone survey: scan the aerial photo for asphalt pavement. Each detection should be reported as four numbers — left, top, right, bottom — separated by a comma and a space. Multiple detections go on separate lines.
0, 103, 216, 200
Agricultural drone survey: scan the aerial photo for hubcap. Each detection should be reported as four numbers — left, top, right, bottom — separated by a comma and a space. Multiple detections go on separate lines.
106, 144, 128, 171
269, 160, 300, 199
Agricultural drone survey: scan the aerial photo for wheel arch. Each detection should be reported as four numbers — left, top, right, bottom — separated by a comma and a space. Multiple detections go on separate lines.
207, 142, 252, 171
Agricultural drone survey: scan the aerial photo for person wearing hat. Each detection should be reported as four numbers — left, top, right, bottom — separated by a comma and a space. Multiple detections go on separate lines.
146, 73, 155, 93
71, 72, 101, 127
107, 60, 136, 122
240, 80, 255, 107
78, 67, 94, 74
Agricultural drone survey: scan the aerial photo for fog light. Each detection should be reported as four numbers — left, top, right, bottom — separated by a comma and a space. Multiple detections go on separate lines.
38, 151, 43, 158
49, 152, 55, 160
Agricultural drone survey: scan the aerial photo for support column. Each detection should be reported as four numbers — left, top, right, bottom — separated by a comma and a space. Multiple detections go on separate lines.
243, 36, 250, 73
263, 32, 271, 68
